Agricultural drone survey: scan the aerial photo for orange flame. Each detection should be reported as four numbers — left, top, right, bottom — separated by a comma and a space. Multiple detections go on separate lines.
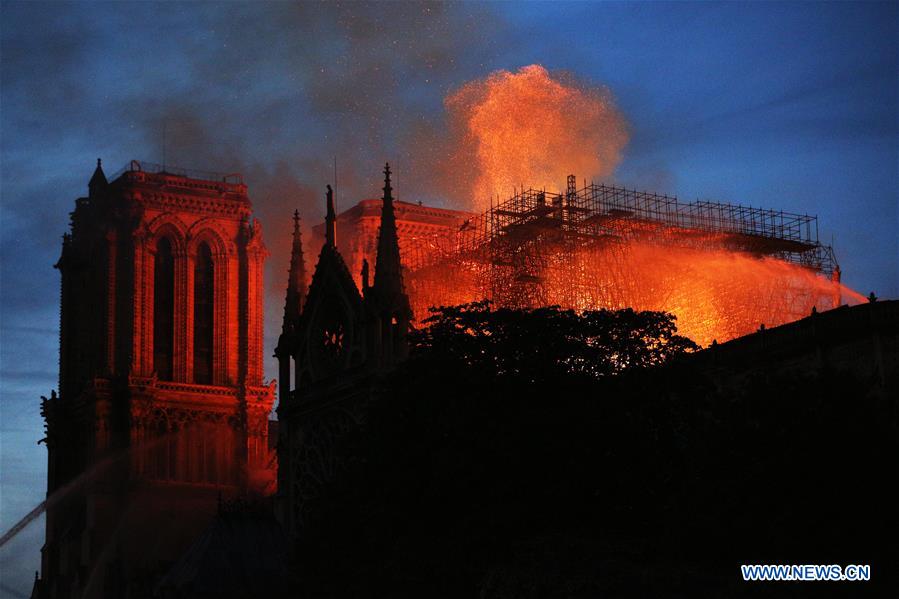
402, 237, 863, 347
544, 242, 864, 346
334, 64, 865, 347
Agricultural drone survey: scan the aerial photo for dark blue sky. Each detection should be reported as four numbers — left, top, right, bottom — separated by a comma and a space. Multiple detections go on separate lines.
1, 2, 896, 594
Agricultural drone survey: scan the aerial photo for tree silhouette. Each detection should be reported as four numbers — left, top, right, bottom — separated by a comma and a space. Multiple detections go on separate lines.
411, 301, 698, 381
291, 304, 897, 598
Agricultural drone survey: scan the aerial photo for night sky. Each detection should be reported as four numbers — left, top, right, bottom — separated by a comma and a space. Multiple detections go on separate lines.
1, 2, 896, 595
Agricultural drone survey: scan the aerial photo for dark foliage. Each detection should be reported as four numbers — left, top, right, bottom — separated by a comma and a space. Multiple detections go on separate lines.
411, 301, 699, 381
295, 306, 897, 598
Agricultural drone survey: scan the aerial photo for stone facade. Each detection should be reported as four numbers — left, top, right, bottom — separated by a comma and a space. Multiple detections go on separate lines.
312, 197, 472, 291
35, 161, 275, 599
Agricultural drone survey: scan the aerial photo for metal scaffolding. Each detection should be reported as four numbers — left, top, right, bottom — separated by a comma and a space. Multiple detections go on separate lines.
401, 176, 843, 345
449, 177, 837, 272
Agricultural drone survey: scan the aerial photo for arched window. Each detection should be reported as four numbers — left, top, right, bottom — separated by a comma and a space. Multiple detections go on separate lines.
153, 237, 175, 381
193, 242, 214, 384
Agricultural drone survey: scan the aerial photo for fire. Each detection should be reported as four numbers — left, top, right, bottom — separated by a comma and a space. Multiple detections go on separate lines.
444, 65, 628, 211
549, 242, 864, 346
311, 64, 864, 347
405, 239, 863, 347
404, 65, 860, 344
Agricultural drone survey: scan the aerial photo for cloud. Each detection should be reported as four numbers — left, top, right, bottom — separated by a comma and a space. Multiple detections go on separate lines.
1, 3, 510, 426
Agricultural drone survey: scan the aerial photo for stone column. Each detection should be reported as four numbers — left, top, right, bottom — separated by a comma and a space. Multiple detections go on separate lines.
105, 230, 117, 374
131, 230, 153, 377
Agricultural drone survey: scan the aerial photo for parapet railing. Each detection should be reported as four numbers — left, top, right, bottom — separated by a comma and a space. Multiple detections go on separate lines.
108, 160, 243, 185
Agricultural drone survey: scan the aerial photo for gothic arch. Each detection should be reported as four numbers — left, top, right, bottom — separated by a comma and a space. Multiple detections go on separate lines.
146, 213, 189, 255
143, 214, 191, 381
183, 221, 235, 387
186, 218, 235, 258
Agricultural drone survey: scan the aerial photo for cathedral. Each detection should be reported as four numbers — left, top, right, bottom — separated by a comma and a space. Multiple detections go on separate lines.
28, 158, 899, 597
34, 160, 277, 598
33, 159, 411, 597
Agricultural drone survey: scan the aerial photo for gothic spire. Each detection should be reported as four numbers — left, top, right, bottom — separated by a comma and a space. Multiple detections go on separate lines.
373, 163, 404, 299
282, 210, 307, 333
325, 184, 337, 248
88, 158, 107, 197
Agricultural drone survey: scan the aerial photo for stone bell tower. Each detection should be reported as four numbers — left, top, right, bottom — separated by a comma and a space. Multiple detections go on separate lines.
36, 160, 276, 599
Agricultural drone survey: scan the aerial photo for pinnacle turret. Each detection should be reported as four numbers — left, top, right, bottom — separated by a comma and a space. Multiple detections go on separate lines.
88, 158, 107, 197
282, 210, 307, 334
373, 163, 404, 299
325, 184, 337, 248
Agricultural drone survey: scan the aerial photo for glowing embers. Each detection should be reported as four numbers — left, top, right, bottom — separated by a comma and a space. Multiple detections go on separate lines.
331, 178, 855, 347
443, 65, 628, 212
404, 239, 858, 348
391, 178, 858, 346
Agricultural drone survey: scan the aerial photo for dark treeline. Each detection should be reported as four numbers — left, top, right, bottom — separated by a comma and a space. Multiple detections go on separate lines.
294, 304, 897, 597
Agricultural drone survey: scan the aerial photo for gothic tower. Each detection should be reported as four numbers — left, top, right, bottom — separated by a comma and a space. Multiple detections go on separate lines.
37, 160, 276, 598
276, 164, 411, 538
